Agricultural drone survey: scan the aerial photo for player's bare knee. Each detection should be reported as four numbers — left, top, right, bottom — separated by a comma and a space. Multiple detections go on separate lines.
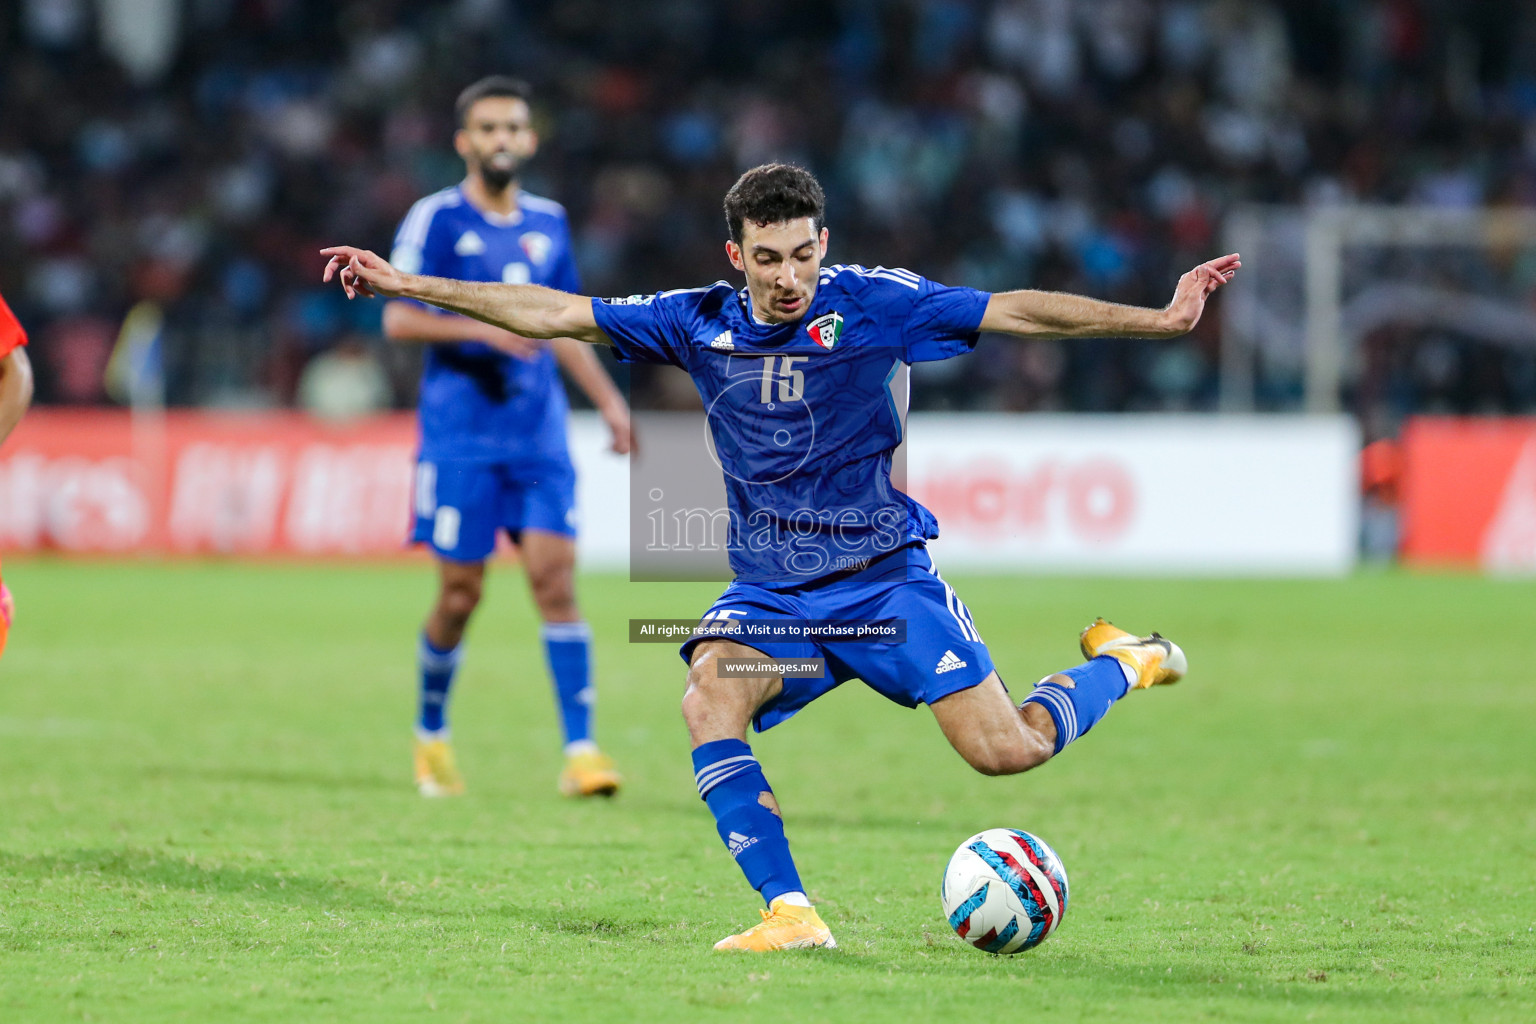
681, 655, 723, 715
966, 749, 1013, 777
972, 753, 1041, 777
438, 578, 482, 623
679, 681, 707, 727
529, 571, 576, 621
680, 671, 734, 737
680, 640, 781, 745
964, 738, 1050, 777
1004, 744, 1052, 775
680, 649, 707, 702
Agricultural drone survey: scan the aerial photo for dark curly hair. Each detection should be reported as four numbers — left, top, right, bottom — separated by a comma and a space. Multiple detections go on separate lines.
455, 75, 532, 127
723, 163, 826, 245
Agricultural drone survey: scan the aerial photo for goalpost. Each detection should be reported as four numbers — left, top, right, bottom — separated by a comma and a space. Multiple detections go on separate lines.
1219, 205, 1536, 414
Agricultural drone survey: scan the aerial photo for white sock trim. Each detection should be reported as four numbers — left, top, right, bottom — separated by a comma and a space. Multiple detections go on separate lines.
418, 636, 462, 673
694, 754, 759, 797
542, 620, 592, 642
773, 891, 812, 908
563, 739, 598, 757
1025, 686, 1079, 746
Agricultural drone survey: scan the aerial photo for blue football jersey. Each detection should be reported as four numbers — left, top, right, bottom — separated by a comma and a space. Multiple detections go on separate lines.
592, 265, 989, 585
391, 185, 581, 465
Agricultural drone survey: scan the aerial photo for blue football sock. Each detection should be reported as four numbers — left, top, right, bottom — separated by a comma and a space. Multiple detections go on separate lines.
417, 632, 462, 735
542, 621, 594, 750
692, 739, 804, 906
1021, 656, 1133, 754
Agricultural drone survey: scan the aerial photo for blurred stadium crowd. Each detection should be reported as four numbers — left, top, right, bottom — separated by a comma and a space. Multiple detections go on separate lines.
2, 0, 1534, 418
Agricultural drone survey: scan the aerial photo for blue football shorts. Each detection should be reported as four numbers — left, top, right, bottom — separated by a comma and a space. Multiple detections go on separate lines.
680, 545, 996, 731
410, 457, 577, 562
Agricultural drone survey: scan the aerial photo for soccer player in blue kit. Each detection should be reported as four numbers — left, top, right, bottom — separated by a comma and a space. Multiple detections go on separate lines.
323, 163, 1239, 950
384, 77, 631, 799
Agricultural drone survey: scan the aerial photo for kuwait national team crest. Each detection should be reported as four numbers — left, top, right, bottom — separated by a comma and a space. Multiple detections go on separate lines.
808, 311, 843, 349
519, 231, 553, 266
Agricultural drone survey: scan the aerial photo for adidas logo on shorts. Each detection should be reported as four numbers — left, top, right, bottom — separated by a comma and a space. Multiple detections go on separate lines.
727, 831, 758, 857
935, 650, 968, 674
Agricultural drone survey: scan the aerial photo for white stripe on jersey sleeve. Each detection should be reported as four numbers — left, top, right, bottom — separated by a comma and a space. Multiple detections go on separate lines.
657, 281, 733, 299
819, 264, 921, 289
518, 191, 569, 217
394, 187, 462, 253
865, 271, 921, 289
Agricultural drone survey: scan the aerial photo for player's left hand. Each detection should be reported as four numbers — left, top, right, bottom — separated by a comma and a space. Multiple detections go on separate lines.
601, 403, 633, 455
1162, 253, 1241, 335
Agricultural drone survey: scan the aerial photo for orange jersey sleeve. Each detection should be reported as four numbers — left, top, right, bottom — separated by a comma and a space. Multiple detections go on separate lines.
0, 291, 28, 359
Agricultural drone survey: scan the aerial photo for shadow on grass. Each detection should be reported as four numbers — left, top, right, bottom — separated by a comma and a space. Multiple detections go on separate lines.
778, 809, 969, 835
795, 940, 1483, 1014
139, 764, 399, 792
496, 902, 672, 939
0, 847, 394, 911
614, 792, 961, 838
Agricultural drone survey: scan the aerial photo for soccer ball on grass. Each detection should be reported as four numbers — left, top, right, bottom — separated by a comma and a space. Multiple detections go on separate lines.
940, 828, 1069, 954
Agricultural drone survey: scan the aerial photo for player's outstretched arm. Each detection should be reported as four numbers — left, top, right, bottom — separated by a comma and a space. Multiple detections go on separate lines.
380, 301, 544, 358
0, 347, 34, 447
979, 254, 1240, 340
320, 245, 611, 346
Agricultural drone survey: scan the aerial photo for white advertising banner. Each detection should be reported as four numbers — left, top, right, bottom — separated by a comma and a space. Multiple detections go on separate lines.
567, 413, 632, 568
902, 414, 1360, 574
571, 413, 1359, 575
1, 412, 1357, 574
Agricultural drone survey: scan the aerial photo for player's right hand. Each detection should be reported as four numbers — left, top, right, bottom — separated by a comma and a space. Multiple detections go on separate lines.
1161, 253, 1240, 335
482, 328, 545, 359
321, 246, 406, 300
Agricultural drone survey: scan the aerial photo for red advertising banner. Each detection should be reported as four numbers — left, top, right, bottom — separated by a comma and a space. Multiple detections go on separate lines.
0, 410, 420, 556
1401, 417, 1536, 570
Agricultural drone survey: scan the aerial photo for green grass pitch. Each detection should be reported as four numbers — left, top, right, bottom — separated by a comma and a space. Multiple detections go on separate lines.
0, 559, 1532, 1022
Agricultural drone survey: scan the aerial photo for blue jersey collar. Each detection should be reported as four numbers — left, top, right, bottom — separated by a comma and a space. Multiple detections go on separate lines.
733, 284, 825, 347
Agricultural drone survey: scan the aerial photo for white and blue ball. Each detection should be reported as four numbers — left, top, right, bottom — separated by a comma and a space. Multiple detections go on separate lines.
940, 828, 1070, 955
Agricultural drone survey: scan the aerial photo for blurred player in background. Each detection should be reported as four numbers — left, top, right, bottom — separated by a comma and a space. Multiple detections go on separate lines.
321, 163, 1235, 951
0, 290, 35, 659
384, 77, 631, 798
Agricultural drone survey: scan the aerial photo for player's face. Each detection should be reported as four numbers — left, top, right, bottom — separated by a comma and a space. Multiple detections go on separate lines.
727, 218, 828, 324
454, 97, 537, 190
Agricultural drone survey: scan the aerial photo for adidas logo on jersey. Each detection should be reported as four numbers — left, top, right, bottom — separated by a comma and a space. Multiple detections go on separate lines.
711, 330, 734, 351
935, 650, 968, 674
454, 230, 486, 256
727, 831, 758, 857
